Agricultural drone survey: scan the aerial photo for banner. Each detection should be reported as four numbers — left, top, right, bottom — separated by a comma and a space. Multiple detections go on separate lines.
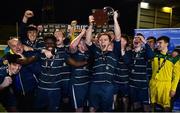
135, 28, 180, 52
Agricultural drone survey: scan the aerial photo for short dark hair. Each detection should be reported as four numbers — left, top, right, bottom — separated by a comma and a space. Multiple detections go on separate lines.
147, 36, 156, 43
44, 34, 57, 43
121, 34, 131, 49
157, 36, 170, 43
6, 54, 21, 64
27, 26, 37, 32
135, 33, 145, 39
173, 48, 180, 55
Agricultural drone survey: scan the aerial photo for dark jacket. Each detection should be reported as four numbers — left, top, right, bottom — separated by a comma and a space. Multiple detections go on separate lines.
5, 51, 41, 95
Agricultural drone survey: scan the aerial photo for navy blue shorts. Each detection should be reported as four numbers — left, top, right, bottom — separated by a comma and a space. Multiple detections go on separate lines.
129, 87, 149, 104
34, 88, 61, 111
61, 80, 70, 98
70, 84, 89, 109
114, 83, 129, 97
89, 82, 114, 112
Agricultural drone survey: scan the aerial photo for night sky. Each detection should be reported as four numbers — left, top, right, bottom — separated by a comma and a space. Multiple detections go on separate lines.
0, 0, 139, 36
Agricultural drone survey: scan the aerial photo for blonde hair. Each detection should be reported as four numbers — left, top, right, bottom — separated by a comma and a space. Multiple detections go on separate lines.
7, 36, 20, 47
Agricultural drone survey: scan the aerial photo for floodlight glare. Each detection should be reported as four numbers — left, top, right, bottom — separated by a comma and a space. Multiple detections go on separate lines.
162, 7, 172, 13
140, 2, 149, 9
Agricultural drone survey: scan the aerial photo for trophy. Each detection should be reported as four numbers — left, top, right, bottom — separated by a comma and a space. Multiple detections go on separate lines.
92, 7, 117, 33
103, 6, 119, 31
103, 6, 119, 21
92, 9, 108, 27
103, 6, 115, 17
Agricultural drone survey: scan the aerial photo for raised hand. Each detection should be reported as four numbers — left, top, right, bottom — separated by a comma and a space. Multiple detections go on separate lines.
89, 15, 95, 25
24, 10, 34, 18
139, 35, 147, 44
113, 10, 119, 19
23, 10, 34, 23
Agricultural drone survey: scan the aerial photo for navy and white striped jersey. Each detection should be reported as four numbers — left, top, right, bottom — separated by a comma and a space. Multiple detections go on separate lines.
147, 60, 152, 80
114, 50, 131, 85
38, 48, 69, 90
88, 41, 120, 83
57, 47, 71, 83
70, 50, 90, 85
24, 38, 45, 50
129, 44, 154, 89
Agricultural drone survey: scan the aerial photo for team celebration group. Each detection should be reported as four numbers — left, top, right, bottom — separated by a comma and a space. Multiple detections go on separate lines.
0, 9, 180, 112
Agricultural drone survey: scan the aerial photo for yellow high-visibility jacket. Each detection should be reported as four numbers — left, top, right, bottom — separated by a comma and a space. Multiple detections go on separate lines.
150, 52, 180, 107
151, 53, 180, 92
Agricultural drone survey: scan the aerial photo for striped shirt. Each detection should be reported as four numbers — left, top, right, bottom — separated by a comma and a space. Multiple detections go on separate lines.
57, 47, 71, 82
24, 37, 45, 50
129, 44, 154, 89
114, 50, 131, 85
19, 22, 45, 50
147, 60, 152, 79
70, 50, 90, 85
38, 48, 69, 90
88, 41, 120, 83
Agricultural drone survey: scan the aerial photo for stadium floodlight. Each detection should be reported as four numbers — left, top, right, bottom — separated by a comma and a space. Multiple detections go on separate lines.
140, 2, 149, 9
162, 7, 172, 13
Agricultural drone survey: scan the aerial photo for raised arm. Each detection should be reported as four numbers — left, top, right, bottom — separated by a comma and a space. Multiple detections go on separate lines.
85, 15, 94, 46
22, 10, 34, 24
113, 11, 121, 41
140, 36, 154, 59
19, 10, 34, 43
70, 28, 86, 53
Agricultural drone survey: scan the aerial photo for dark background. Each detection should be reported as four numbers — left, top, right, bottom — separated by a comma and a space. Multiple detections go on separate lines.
0, 0, 139, 36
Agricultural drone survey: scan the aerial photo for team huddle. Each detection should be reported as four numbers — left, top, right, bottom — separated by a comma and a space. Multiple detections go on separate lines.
0, 10, 180, 112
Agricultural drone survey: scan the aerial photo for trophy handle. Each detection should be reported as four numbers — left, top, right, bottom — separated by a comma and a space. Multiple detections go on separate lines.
103, 6, 115, 16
